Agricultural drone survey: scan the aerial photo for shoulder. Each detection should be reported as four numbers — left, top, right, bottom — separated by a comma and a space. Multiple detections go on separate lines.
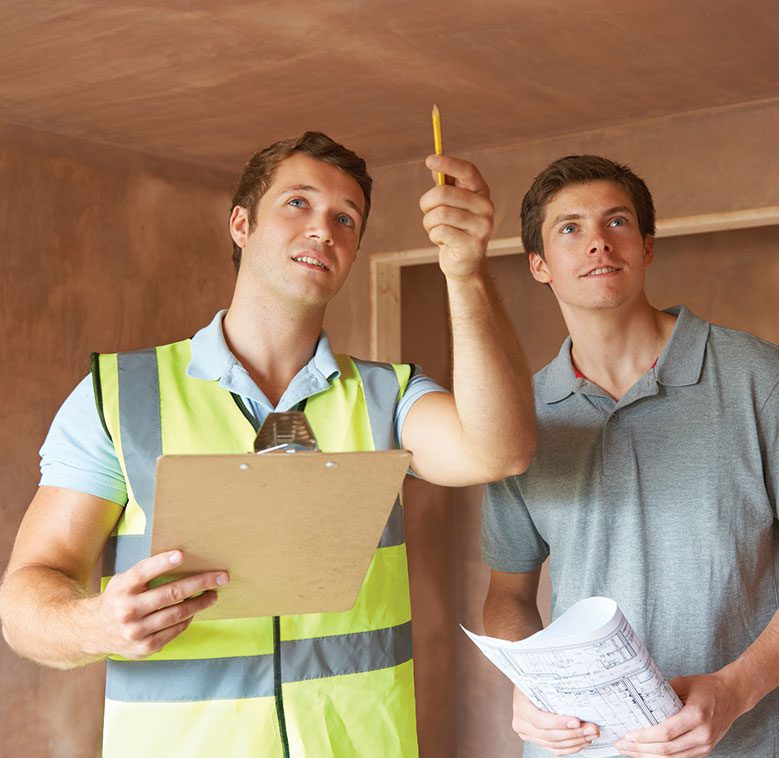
93, 338, 192, 373
707, 321, 779, 360
338, 354, 414, 386
706, 322, 779, 382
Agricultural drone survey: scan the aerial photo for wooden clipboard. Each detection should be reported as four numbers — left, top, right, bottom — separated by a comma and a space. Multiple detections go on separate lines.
150, 450, 411, 620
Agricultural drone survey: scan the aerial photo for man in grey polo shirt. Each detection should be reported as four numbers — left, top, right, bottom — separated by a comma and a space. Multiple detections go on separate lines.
482, 155, 778, 757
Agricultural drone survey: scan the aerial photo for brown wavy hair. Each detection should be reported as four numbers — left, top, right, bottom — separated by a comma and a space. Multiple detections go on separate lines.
230, 131, 372, 271
520, 155, 655, 257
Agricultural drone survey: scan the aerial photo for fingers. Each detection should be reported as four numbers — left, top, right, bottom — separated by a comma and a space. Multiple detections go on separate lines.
615, 701, 713, 757
134, 570, 228, 617
622, 704, 699, 745
99, 551, 229, 659
422, 204, 492, 242
109, 550, 228, 618
120, 591, 218, 659
418, 156, 494, 282
143, 618, 195, 655
427, 224, 486, 256
615, 729, 704, 757
425, 154, 488, 193
512, 688, 599, 752
419, 155, 492, 233
419, 180, 493, 214
515, 725, 599, 753
121, 549, 187, 590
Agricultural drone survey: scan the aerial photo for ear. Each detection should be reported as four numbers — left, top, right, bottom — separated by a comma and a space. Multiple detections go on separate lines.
229, 206, 251, 249
642, 234, 655, 268
528, 252, 552, 284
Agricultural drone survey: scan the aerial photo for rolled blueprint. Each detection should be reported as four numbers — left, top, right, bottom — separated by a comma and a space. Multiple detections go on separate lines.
463, 597, 682, 757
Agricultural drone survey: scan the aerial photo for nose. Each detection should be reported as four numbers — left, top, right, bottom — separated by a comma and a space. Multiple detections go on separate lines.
588, 230, 611, 255
306, 212, 335, 247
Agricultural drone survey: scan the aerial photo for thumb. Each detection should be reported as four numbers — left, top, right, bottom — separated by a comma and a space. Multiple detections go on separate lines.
668, 675, 693, 701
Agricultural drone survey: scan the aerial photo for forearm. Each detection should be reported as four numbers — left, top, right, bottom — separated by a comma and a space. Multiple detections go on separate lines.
447, 267, 536, 476
0, 564, 104, 669
718, 607, 779, 714
483, 588, 543, 641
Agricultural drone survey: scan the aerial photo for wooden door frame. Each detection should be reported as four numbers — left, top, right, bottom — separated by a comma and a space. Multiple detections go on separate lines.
369, 206, 779, 362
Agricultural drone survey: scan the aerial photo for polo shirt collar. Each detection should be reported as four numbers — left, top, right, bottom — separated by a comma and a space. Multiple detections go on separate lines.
653, 305, 710, 387
540, 304, 709, 404
541, 337, 578, 404
186, 309, 341, 385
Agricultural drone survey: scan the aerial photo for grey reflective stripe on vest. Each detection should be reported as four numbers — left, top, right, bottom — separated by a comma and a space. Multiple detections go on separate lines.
106, 620, 413, 702
102, 349, 161, 575
352, 358, 400, 452
378, 497, 403, 549
103, 534, 149, 575
352, 358, 405, 549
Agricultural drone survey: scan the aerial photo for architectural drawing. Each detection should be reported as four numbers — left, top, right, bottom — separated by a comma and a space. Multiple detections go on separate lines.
464, 597, 681, 757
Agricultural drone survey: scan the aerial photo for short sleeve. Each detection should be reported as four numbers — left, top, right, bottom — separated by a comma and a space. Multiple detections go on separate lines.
759, 378, 779, 519
481, 475, 549, 572
394, 364, 448, 447
39, 374, 128, 505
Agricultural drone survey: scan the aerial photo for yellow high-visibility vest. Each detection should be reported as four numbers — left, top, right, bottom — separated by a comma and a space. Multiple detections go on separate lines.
92, 339, 418, 757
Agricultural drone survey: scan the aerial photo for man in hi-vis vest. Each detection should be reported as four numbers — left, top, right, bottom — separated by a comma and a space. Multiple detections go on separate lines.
0, 132, 536, 757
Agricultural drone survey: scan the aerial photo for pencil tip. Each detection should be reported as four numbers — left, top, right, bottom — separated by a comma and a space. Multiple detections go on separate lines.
432, 103, 440, 115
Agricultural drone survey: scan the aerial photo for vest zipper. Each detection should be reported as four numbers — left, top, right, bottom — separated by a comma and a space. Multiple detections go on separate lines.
230, 393, 260, 433
229, 392, 305, 757
274, 615, 291, 758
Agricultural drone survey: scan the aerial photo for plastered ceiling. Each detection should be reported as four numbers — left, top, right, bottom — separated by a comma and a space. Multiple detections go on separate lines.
1, 0, 778, 172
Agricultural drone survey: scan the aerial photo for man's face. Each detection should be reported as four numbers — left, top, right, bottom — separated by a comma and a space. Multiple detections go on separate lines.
230, 153, 366, 308
528, 180, 654, 315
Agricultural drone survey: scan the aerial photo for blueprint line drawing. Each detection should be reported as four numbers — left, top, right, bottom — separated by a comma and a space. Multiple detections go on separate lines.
463, 597, 682, 757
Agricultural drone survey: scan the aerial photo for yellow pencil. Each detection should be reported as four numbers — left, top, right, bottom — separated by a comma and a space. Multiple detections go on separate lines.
432, 103, 445, 186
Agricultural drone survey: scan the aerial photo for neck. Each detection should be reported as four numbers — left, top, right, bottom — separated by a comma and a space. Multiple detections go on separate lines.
560, 295, 677, 400
223, 275, 326, 406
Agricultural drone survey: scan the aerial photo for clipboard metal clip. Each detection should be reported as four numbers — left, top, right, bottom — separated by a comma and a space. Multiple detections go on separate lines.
253, 411, 320, 454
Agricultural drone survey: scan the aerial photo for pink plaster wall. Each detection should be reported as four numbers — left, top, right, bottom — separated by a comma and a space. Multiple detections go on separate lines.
402, 227, 779, 758
1, 96, 778, 757
0, 123, 235, 757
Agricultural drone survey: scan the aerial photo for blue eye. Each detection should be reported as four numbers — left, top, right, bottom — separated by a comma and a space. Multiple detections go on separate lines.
288, 197, 306, 208
609, 217, 625, 227
336, 214, 354, 227
561, 224, 576, 234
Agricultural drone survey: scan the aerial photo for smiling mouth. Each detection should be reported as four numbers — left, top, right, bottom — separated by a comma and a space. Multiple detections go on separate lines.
583, 266, 620, 277
292, 255, 330, 272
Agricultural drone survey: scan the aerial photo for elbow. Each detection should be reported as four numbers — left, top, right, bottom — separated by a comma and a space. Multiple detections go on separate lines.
0, 591, 23, 660
475, 448, 535, 483
510, 441, 537, 476
0, 582, 11, 642
0, 599, 21, 658
490, 435, 537, 480
512, 422, 538, 475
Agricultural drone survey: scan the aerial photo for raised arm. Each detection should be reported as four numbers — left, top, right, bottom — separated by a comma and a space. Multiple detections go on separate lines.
401, 155, 536, 486
0, 486, 227, 668
483, 569, 600, 756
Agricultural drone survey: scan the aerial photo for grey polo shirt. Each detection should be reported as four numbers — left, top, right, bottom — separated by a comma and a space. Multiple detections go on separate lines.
482, 305, 779, 757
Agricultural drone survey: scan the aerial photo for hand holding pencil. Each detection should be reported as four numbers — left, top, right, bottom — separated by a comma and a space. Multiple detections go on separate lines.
421, 104, 494, 280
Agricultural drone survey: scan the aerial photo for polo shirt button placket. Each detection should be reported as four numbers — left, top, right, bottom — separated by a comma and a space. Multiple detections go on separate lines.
601, 411, 619, 474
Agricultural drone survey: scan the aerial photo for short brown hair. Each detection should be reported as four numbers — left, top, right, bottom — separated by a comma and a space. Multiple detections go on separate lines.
230, 131, 373, 271
520, 155, 655, 257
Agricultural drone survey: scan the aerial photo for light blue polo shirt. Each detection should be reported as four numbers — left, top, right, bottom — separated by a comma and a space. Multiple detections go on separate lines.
40, 310, 446, 505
